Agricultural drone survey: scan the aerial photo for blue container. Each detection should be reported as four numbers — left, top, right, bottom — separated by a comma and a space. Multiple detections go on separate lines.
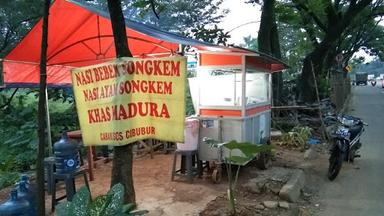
0, 190, 30, 216
54, 132, 80, 174
17, 177, 37, 216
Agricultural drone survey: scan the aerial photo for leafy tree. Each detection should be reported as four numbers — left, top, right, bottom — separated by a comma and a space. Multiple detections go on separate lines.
0, 0, 43, 56
286, 0, 384, 102
129, 0, 228, 33
240, 35, 258, 51
76, 0, 230, 44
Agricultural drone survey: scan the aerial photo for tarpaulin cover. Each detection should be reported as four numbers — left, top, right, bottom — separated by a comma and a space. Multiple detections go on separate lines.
2, 0, 285, 88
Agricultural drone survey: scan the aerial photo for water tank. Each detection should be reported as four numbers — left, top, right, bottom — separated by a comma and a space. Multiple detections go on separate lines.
177, 118, 199, 151
17, 177, 37, 216
0, 190, 30, 216
54, 132, 80, 174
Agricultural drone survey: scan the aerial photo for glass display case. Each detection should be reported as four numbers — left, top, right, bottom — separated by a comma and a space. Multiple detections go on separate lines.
245, 69, 271, 107
188, 66, 271, 113
196, 67, 243, 108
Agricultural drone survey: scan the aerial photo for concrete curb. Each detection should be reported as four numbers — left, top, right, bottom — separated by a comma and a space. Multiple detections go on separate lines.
279, 169, 305, 202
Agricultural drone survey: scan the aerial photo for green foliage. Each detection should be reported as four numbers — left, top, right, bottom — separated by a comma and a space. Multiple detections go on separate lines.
76, 0, 229, 44
56, 183, 148, 216
223, 141, 272, 215
204, 138, 272, 215
240, 35, 258, 51
223, 140, 272, 161
272, 0, 384, 101
0, 91, 39, 172
0, 171, 19, 190
0, 0, 43, 56
317, 75, 330, 99
0, 89, 79, 189
189, 24, 230, 45
185, 80, 195, 116
129, 0, 228, 32
280, 126, 312, 150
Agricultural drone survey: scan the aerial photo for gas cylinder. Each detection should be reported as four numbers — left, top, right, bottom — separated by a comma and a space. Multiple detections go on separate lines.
53, 132, 80, 174
0, 190, 30, 216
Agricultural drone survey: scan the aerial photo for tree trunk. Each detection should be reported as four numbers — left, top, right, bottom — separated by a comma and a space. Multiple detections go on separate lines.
258, 0, 283, 105
299, 44, 329, 103
107, 0, 135, 204
36, 0, 50, 215
270, 18, 283, 106
258, 0, 273, 54
298, 1, 372, 103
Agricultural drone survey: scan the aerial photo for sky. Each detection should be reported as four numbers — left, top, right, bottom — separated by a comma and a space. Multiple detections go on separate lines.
218, 0, 261, 45
353, 50, 375, 63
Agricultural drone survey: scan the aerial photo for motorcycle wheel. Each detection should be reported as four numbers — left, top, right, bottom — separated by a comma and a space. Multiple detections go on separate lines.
348, 148, 356, 162
328, 146, 343, 181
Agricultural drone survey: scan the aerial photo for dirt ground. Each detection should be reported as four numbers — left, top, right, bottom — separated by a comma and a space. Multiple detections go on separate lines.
0, 144, 330, 216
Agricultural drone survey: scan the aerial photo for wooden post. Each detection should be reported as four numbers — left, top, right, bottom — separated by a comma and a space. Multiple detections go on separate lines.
311, 61, 328, 142
36, 0, 51, 215
107, 0, 135, 204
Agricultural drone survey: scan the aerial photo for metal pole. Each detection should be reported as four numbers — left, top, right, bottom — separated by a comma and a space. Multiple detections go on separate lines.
241, 55, 246, 117
241, 55, 246, 141
45, 87, 53, 155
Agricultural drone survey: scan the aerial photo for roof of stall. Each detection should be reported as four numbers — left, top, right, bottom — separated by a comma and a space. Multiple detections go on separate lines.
1, 0, 286, 88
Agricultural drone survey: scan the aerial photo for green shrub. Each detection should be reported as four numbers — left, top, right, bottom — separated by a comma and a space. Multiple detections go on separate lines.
0, 89, 79, 190
0, 171, 19, 190
280, 126, 312, 150
56, 183, 148, 216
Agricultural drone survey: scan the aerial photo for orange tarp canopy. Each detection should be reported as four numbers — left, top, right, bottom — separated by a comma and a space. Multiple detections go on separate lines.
2, 0, 285, 88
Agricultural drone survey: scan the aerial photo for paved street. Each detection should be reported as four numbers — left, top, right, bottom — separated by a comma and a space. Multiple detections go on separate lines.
319, 84, 384, 216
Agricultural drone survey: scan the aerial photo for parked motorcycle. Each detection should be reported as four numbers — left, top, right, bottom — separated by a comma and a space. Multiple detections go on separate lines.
324, 114, 367, 180
371, 80, 377, 86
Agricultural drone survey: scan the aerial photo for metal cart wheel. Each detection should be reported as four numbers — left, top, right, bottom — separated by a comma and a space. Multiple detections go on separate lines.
211, 167, 222, 183
256, 152, 270, 170
209, 161, 222, 183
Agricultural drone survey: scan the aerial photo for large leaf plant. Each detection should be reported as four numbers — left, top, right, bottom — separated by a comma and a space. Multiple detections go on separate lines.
56, 183, 148, 216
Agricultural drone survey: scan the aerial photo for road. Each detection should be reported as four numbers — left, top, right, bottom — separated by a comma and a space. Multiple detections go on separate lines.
318, 85, 384, 216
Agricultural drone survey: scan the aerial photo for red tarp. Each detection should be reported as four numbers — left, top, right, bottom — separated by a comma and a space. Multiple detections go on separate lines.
2, 0, 285, 87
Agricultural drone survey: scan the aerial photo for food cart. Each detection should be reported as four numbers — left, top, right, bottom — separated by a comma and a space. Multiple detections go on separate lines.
187, 50, 285, 181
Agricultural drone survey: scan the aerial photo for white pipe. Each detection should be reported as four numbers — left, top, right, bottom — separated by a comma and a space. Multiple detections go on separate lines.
45, 88, 53, 156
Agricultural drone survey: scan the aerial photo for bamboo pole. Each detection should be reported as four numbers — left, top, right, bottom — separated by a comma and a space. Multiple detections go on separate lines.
310, 61, 328, 142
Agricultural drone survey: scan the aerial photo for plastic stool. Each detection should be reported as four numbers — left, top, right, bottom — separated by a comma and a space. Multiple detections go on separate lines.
51, 167, 90, 212
171, 150, 201, 183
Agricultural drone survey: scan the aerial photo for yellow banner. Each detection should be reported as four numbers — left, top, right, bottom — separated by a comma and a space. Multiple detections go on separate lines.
71, 56, 186, 146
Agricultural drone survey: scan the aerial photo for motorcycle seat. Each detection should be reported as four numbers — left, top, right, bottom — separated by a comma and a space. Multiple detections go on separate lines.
348, 124, 363, 140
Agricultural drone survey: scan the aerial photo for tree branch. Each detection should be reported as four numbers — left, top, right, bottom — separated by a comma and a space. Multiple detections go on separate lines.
344, 0, 373, 26
149, 0, 160, 19
0, 88, 18, 110
293, 0, 327, 32
335, 0, 341, 10
325, 0, 338, 27
0, 27, 12, 53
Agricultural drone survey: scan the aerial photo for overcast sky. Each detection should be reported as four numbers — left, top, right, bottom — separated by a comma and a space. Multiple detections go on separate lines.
219, 0, 261, 45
